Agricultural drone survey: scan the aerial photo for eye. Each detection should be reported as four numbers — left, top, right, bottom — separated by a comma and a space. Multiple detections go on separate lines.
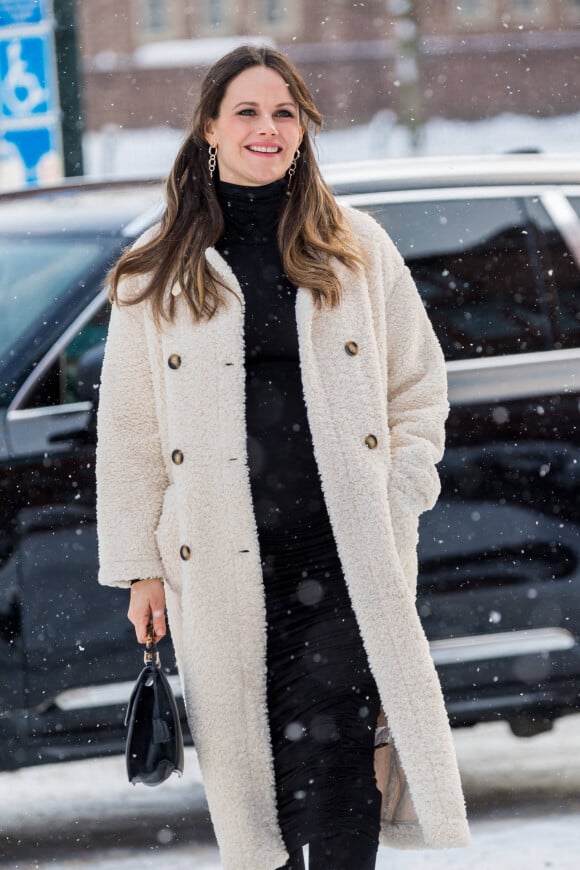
237, 108, 256, 116
276, 109, 295, 118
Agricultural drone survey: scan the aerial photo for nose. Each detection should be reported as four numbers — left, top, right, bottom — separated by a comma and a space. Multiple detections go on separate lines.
258, 113, 278, 135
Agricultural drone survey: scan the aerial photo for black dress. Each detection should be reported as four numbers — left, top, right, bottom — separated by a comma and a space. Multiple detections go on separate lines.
216, 178, 382, 854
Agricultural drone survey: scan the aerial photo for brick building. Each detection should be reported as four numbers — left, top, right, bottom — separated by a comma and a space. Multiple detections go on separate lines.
77, 0, 580, 132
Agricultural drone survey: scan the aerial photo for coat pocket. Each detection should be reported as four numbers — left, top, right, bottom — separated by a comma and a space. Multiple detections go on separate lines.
154, 484, 183, 593
388, 486, 420, 597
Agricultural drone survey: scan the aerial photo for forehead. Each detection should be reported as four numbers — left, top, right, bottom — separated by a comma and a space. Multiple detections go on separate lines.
223, 66, 296, 103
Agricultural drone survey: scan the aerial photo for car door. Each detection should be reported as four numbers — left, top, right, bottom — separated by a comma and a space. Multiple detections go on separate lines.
0, 418, 25, 763
3, 296, 139, 740
346, 188, 580, 727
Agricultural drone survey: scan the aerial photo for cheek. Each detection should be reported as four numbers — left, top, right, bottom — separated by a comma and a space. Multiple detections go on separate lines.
214, 121, 243, 148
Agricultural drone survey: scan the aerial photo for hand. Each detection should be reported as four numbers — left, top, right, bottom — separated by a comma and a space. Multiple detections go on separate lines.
128, 578, 167, 644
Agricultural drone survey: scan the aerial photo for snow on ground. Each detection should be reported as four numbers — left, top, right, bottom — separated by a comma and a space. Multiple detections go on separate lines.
1, 713, 579, 869
5, 816, 577, 870
83, 109, 580, 180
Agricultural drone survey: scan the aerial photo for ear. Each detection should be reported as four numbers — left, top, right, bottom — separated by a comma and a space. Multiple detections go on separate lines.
204, 119, 216, 146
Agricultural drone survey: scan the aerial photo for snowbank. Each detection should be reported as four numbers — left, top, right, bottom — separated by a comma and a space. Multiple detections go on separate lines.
83, 110, 580, 179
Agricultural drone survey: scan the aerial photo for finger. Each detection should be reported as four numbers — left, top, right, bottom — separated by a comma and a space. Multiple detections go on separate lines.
128, 579, 165, 643
151, 608, 167, 641
127, 601, 152, 643
134, 612, 151, 644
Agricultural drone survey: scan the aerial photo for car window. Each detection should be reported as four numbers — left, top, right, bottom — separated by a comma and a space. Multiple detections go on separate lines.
24, 303, 110, 409
362, 197, 549, 361
524, 196, 580, 350
0, 238, 106, 362
569, 197, 580, 220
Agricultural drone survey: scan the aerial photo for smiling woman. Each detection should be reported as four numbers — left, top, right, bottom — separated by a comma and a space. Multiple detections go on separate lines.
106, 45, 362, 327
204, 66, 303, 187
96, 44, 469, 870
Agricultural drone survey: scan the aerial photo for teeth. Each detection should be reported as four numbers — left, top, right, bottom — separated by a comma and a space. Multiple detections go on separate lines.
248, 146, 280, 153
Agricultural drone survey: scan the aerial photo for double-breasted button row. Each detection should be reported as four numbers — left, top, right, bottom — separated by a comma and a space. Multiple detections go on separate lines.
168, 353, 182, 370
172, 449, 184, 465
180, 545, 191, 561
346, 340, 374, 448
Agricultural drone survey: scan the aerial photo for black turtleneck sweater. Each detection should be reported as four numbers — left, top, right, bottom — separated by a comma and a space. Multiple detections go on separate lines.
216, 178, 326, 535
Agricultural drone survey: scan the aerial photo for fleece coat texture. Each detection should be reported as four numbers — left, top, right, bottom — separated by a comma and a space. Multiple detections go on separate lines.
96, 205, 470, 869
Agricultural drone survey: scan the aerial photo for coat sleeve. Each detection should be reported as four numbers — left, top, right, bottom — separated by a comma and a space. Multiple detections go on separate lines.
96, 285, 169, 588
383, 239, 449, 519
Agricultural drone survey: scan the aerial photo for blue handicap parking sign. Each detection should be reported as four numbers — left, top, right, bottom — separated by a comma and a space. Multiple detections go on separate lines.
0, 34, 56, 117
4, 124, 60, 183
0, 0, 47, 28
0, 2, 62, 188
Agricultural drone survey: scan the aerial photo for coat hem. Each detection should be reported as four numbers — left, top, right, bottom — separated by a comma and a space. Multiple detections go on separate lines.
222, 842, 289, 870
379, 818, 471, 850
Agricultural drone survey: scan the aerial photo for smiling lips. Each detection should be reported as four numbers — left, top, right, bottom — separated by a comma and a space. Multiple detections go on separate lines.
247, 144, 282, 154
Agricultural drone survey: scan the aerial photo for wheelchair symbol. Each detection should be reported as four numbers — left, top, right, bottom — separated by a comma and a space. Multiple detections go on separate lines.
1, 39, 47, 116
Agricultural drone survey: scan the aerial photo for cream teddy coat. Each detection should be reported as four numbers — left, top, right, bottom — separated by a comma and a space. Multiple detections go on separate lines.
96, 205, 470, 869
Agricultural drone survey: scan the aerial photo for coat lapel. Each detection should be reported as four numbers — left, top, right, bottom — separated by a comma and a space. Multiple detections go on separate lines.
297, 262, 464, 850
157, 249, 287, 867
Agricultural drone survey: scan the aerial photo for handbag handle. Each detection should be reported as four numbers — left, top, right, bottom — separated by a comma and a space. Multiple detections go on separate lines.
144, 621, 161, 667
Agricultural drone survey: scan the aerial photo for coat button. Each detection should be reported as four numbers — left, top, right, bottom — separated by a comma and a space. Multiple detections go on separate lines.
345, 341, 359, 356
168, 354, 182, 370
180, 545, 191, 561
365, 434, 378, 449
172, 449, 184, 465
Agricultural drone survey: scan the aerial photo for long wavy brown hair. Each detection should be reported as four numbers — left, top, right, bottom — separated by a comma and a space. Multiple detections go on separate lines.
108, 45, 364, 323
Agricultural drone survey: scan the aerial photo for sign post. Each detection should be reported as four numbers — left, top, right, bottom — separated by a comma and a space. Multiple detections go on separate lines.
0, 0, 63, 190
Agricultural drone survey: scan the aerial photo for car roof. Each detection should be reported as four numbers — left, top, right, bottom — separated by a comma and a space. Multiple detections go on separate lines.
0, 154, 578, 235
0, 178, 164, 236
326, 153, 580, 194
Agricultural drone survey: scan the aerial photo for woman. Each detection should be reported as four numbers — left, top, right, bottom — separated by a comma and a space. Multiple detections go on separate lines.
96, 45, 470, 870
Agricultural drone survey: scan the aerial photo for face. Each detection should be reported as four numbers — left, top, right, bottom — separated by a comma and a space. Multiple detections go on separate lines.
205, 65, 304, 187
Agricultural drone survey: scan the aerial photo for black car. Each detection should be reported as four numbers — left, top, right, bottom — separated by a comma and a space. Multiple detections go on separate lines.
1, 154, 580, 771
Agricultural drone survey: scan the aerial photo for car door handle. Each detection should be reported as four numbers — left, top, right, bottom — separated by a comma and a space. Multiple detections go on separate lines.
6, 402, 94, 457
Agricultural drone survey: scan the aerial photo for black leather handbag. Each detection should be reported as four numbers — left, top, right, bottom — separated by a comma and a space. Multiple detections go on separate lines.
125, 628, 185, 786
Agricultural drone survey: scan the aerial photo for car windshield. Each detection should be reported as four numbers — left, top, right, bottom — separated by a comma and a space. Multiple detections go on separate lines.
0, 237, 107, 362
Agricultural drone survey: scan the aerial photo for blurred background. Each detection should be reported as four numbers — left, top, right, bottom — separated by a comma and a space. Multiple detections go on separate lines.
2, 4, 580, 869
1, 0, 580, 189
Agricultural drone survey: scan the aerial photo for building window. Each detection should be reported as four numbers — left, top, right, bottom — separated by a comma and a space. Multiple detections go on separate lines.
510, 0, 550, 24
452, 0, 497, 27
258, 0, 299, 36
207, 0, 223, 29
146, 0, 166, 30
564, 0, 580, 23
197, 0, 235, 35
135, 0, 179, 41
266, 0, 285, 24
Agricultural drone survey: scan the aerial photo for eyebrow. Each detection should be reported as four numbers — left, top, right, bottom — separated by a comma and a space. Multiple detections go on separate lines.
232, 101, 297, 109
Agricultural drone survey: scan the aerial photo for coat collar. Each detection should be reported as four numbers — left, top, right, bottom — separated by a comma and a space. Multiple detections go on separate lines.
169, 247, 238, 297
169, 245, 317, 339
